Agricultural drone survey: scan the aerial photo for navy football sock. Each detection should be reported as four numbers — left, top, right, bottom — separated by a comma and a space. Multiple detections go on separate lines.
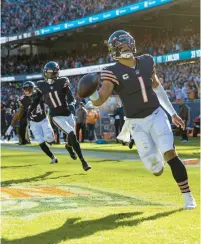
68, 132, 83, 160
167, 156, 190, 193
39, 142, 54, 159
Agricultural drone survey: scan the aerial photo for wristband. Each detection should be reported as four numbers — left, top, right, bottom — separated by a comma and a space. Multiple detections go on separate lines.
90, 90, 99, 101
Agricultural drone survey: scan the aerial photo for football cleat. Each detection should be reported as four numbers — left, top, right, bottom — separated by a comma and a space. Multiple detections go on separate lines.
81, 159, 91, 171
129, 139, 134, 149
183, 193, 197, 209
50, 157, 58, 164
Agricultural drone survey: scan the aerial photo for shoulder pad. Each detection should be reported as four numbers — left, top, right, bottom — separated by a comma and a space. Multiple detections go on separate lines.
102, 63, 117, 72
59, 77, 70, 87
19, 95, 25, 101
37, 80, 45, 84
100, 64, 119, 86
138, 54, 154, 61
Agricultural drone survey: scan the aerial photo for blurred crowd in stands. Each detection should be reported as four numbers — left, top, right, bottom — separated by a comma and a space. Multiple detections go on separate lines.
1, 60, 200, 110
1, 0, 141, 35
1, 59, 200, 142
2, 32, 199, 76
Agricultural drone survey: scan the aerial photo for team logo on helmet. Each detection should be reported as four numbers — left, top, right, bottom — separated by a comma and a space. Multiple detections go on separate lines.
108, 30, 136, 60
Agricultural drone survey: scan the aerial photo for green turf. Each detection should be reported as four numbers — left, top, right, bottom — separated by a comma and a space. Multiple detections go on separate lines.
22, 137, 200, 158
1, 138, 200, 244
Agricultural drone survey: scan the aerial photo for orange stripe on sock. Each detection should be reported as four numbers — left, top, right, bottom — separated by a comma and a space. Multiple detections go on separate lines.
181, 188, 190, 193
178, 179, 188, 186
179, 184, 189, 189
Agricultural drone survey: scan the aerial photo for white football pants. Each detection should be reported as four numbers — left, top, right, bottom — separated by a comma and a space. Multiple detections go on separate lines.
117, 107, 174, 174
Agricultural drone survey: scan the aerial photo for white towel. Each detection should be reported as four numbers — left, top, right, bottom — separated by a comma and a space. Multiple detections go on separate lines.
117, 119, 131, 142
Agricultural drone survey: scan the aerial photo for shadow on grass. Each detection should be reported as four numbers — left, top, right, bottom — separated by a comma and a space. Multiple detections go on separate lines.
1, 164, 35, 169
93, 159, 122, 163
1, 209, 183, 244
1, 172, 86, 186
2, 154, 42, 158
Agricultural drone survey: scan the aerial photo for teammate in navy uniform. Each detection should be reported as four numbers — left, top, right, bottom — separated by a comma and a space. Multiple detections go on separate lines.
5, 81, 57, 164
88, 30, 196, 209
28, 61, 91, 171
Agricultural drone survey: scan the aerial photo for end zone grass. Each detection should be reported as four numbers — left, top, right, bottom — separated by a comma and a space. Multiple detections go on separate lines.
1, 138, 200, 244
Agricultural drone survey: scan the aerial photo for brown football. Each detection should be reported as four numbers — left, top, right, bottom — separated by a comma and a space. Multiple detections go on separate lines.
77, 73, 99, 98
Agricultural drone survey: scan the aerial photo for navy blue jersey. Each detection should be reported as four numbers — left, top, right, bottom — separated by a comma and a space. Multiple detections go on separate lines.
35, 77, 74, 117
100, 54, 160, 118
19, 95, 46, 122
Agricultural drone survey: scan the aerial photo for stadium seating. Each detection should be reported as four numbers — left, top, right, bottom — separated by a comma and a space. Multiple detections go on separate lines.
1, 0, 141, 35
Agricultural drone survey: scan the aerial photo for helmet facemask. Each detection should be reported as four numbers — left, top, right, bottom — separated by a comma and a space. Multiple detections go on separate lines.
23, 86, 34, 96
44, 69, 59, 84
108, 33, 136, 60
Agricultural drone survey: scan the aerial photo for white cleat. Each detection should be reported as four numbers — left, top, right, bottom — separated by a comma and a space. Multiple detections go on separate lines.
50, 157, 58, 164
183, 193, 197, 209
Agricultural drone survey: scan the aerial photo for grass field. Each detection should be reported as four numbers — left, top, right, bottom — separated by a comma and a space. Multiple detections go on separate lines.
1, 138, 200, 244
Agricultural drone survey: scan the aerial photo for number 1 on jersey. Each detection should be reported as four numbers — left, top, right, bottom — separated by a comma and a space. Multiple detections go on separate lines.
137, 76, 148, 103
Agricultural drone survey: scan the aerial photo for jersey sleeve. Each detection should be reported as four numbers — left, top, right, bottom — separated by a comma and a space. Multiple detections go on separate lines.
66, 86, 76, 105
100, 67, 119, 87
150, 55, 156, 74
62, 77, 70, 88
18, 96, 25, 108
28, 88, 43, 114
145, 54, 155, 74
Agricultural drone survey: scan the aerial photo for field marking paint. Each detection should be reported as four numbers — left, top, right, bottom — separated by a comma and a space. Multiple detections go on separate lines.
1, 185, 170, 217
0, 186, 89, 200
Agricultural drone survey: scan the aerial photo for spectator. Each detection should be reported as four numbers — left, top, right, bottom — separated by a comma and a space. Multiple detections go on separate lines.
174, 84, 182, 102
76, 102, 87, 142
86, 105, 99, 142
1, 0, 142, 36
178, 99, 190, 143
1, 103, 7, 138
182, 82, 189, 101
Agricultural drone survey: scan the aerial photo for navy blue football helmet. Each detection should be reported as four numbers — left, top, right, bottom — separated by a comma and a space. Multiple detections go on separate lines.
23, 81, 35, 96
108, 30, 136, 60
43, 61, 60, 84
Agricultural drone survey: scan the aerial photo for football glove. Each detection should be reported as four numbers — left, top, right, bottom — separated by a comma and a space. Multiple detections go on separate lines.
5, 125, 13, 136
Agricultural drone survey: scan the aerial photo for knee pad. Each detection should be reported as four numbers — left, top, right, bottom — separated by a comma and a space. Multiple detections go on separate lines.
68, 131, 77, 146
141, 152, 164, 175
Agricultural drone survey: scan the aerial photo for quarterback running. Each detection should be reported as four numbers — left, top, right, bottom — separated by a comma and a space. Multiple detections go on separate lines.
81, 30, 196, 209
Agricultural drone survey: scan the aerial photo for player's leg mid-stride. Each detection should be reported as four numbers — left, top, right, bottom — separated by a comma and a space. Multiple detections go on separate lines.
52, 115, 91, 171
118, 107, 196, 210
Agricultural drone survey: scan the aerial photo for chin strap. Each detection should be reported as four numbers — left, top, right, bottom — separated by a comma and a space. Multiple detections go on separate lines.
47, 79, 55, 84
120, 52, 134, 59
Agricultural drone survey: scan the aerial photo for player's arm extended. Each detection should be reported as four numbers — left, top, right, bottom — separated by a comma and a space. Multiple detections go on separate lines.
152, 72, 185, 129
90, 80, 114, 106
28, 89, 43, 114
11, 106, 24, 126
66, 86, 76, 105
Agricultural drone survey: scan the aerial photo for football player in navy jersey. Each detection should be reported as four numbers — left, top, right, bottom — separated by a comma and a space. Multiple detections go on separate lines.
88, 30, 196, 209
5, 81, 58, 164
28, 61, 91, 171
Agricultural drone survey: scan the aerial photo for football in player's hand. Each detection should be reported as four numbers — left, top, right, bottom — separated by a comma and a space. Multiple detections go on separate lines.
77, 73, 99, 98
